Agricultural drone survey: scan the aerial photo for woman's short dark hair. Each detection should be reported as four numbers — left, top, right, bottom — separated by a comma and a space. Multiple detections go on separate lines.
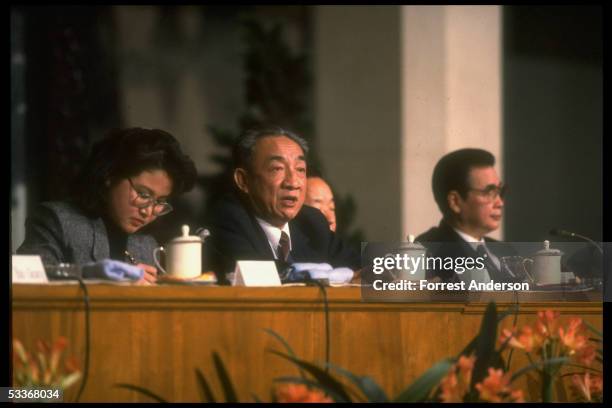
432, 148, 495, 217
73, 127, 197, 216
232, 126, 309, 170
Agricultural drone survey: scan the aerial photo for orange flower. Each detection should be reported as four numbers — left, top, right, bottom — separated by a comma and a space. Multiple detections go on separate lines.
439, 354, 475, 402
536, 310, 560, 338
275, 383, 333, 403
52, 337, 68, 353
500, 326, 543, 353
475, 368, 524, 403
559, 318, 588, 355
49, 337, 68, 375
571, 373, 603, 402
590, 374, 603, 398
440, 371, 461, 403
12, 337, 81, 390
499, 327, 513, 342
65, 356, 80, 374
509, 389, 525, 403
456, 355, 475, 374
575, 343, 597, 366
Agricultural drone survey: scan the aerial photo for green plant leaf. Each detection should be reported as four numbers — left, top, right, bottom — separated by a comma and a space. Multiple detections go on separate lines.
393, 358, 454, 402
560, 371, 595, 378
469, 302, 499, 390
457, 302, 517, 358
323, 362, 388, 402
560, 366, 602, 376
269, 350, 352, 402
582, 321, 602, 338
262, 328, 306, 379
509, 357, 570, 383
212, 352, 238, 403
563, 363, 603, 372
115, 383, 168, 403
195, 368, 216, 403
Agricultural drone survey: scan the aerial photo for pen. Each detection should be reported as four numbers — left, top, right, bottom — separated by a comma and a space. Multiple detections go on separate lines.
124, 250, 137, 265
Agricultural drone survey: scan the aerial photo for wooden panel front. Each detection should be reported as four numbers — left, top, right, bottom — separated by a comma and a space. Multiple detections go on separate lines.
11, 285, 602, 402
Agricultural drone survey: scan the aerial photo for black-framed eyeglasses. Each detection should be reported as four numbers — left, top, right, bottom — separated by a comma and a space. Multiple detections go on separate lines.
468, 183, 507, 201
127, 178, 173, 216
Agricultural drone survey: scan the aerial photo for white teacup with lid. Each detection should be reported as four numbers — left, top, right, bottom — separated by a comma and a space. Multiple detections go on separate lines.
153, 225, 206, 279
528, 240, 563, 285
387, 234, 427, 281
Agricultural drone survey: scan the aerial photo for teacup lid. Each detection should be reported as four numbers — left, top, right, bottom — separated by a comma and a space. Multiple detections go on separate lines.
169, 225, 203, 244
535, 240, 562, 256
398, 234, 426, 251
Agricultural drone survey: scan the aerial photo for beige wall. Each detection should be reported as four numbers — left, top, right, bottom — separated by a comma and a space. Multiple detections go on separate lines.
114, 6, 243, 176
314, 6, 403, 241
315, 5, 502, 242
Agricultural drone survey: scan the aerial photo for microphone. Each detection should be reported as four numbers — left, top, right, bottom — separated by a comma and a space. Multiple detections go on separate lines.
549, 229, 603, 254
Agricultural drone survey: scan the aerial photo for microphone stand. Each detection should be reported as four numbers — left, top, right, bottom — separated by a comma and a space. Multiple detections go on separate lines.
551, 229, 603, 254
550, 229, 605, 292
567, 232, 603, 255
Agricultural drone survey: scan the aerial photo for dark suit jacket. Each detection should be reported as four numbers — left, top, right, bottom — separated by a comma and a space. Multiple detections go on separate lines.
204, 195, 360, 281
17, 201, 158, 266
416, 220, 516, 282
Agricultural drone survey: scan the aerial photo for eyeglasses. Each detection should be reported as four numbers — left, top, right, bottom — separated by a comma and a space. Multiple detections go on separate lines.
468, 183, 507, 201
127, 178, 173, 216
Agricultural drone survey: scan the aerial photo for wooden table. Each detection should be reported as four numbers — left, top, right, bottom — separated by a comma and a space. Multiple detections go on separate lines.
11, 284, 602, 402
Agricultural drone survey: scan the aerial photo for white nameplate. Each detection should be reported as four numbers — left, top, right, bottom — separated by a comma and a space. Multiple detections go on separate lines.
12, 255, 49, 284
233, 261, 281, 287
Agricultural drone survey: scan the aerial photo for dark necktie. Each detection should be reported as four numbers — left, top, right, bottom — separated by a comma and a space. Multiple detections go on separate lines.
278, 231, 290, 262
476, 244, 506, 282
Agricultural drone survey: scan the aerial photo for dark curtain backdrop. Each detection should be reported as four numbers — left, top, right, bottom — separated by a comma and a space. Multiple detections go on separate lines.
22, 6, 122, 212
503, 5, 602, 242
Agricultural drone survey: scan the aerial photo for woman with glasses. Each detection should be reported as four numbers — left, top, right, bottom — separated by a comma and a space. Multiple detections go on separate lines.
17, 127, 197, 284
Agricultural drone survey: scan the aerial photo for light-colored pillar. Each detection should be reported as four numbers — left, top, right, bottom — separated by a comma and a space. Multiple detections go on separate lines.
401, 5, 502, 240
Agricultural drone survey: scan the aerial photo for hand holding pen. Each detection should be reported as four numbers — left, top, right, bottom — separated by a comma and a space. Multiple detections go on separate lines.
125, 250, 158, 284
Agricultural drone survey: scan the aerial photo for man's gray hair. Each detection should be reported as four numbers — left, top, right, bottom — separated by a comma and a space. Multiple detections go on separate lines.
233, 126, 309, 169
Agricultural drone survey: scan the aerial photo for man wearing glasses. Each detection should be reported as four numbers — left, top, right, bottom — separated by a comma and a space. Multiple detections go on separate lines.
416, 148, 515, 283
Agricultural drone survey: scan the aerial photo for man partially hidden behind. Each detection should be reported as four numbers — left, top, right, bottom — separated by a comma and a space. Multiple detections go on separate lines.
305, 175, 337, 232
416, 148, 515, 283
205, 127, 360, 283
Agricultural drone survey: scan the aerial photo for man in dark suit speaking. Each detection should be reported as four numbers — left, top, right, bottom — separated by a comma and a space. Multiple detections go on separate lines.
416, 148, 516, 283
205, 127, 360, 283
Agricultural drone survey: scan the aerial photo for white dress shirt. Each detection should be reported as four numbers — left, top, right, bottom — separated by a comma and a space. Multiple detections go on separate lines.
256, 217, 292, 260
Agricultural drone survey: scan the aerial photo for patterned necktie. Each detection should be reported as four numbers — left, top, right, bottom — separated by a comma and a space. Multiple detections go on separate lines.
277, 231, 290, 261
